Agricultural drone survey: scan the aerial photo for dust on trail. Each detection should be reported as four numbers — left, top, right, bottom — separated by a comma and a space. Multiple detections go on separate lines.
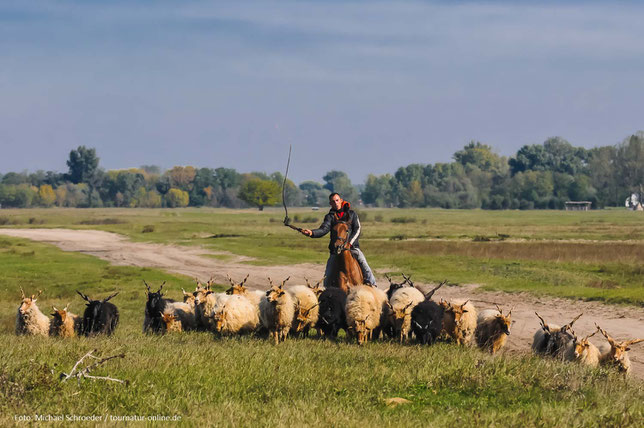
1, 228, 643, 379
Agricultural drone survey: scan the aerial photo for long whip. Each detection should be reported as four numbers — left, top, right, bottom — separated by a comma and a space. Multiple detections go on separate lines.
282, 145, 302, 233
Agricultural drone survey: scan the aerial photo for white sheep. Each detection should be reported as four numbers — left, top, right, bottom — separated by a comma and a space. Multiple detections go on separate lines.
225, 274, 264, 308
440, 298, 477, 345
15, 288, 50, 337
195, 291, 229, 332
167, 301, 197, 331
211, 294, 259, 336
288, 285, 319, 337
389, 286, 425, 343
259, 277, 295, 344
49, 304, 81, 338
596, 324, 643, 375
345, 285, 388, 345
475, 306, 512, 354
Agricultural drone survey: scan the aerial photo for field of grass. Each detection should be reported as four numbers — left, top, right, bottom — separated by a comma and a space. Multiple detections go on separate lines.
1, 236, 643, 426
1, 207, 644, 305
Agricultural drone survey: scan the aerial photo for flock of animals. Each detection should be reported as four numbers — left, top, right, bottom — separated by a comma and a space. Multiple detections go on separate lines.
15, 275, 643, 376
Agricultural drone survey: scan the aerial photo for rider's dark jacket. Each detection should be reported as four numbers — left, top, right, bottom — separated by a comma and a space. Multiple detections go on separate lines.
310, 201, 361, 252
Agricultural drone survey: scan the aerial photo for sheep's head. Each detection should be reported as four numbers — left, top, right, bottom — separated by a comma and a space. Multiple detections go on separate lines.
182, 288, 196, 306
445, 300, 469, 325
50, 304, 71, 323
212, 308, 227, 333
596, 324, 643, 372
494, 305, 512, 336
161, 312, 180, 332
193, 288, 211, 306
293, 303, 319, 332
225, 274, 250, 295
573, 330, 597, 360
305, 276, 325, 297
144, 280, 166, 313
392, 302, 414, 331
354, 315, 370, 345
385, 274, 405, 300
412, 319, 435, 345
266, 277, 289, 304
77, 290, 118, 319
18, 288, 42, 315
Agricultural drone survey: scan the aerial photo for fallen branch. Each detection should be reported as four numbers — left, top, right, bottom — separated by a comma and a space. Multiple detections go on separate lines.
61, 349, 127, 385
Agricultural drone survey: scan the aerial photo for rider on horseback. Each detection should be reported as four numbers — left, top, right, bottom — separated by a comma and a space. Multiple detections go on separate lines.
301, 192, 377, 287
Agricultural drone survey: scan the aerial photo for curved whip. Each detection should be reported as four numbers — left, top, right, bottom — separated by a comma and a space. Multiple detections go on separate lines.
282, 145, 302, 233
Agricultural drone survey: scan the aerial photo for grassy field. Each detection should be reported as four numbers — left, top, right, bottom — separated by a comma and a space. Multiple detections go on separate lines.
1, 207, 644, 305
0, 236, 643, 426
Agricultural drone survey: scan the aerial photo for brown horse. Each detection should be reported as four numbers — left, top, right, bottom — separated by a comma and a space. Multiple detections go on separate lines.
326, 220, 363, 294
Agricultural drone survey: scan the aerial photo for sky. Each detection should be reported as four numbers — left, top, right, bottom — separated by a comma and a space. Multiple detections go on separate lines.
1, 0, 643, 184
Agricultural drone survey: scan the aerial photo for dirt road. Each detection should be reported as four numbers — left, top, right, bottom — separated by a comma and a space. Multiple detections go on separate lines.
1, 228, 642, 378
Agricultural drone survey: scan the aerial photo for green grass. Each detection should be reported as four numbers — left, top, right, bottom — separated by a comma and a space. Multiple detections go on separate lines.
0, 235, 643, 426
2, 207, 644, 305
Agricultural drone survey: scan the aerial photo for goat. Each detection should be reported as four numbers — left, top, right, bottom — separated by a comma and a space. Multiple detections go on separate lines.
475, 305, 512, 354
49, 304, 81, 338
76, 291, 120, 336
211, 294, 259, 336
532, 312, 581, 358
408, 281, 446, 345
143, 280, 175, 333
15, 288, 50, 336
288, 285, 320, 338
596, 324, 643, 375
384, 274, 407, 300
259, 277, 295, 344
440, 299, 477, 345
316, 287, 348, 340
564, 330, 600, 367
166, 301, 197, 331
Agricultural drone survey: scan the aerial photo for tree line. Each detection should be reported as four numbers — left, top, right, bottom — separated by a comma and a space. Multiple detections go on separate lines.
1, 132, 643, 210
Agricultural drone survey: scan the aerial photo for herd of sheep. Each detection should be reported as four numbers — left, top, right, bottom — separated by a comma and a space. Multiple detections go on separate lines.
14, 275, 643, 376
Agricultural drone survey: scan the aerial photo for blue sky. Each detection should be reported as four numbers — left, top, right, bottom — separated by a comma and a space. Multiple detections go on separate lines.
1, 1, 643, 183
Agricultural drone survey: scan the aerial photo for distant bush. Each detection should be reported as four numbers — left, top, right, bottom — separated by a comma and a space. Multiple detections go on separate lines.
390, 217, 417, 224
390, 234, 407, 241
293, 214, 318, 223
374, 214, 384, 222
0, 216, 9, 225
78, 218, 126, 225
142, 225, 155, 233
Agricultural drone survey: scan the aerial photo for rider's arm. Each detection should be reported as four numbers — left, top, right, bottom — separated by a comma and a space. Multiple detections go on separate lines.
309, 213, 333, 238
348, 212, 361, 246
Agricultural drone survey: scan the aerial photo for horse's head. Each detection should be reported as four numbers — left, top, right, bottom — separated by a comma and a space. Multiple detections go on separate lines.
332, 221, 351, 255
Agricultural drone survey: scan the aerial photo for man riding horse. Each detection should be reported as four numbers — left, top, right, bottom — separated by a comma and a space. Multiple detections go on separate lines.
301, 193, 377, 287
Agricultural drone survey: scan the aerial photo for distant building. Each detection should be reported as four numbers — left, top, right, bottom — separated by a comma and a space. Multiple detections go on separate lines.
565, 201, 592, 211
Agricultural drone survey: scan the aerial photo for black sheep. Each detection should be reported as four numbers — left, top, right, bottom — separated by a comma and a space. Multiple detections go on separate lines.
76, 291, 120, 336
143, 281, 175, 333
316, 287, 347, 339
410, 280, 446, 345
411, 300, 443, 345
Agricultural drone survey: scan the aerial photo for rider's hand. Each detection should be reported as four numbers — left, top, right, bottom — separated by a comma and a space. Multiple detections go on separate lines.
302, 229, 313, 236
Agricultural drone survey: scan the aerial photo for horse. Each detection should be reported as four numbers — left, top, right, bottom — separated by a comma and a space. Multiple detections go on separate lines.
326, 219, 363, 294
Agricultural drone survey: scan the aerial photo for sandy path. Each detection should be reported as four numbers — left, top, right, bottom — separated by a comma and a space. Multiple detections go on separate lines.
1, 228, 643, 379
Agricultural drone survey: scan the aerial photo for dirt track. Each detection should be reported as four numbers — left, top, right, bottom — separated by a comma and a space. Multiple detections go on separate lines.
1, 228, 643, 379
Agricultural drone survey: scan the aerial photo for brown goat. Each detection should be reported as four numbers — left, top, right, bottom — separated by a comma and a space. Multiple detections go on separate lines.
305, 276, 326, 298
49, 304, 81, 338
440, 299, 477, 345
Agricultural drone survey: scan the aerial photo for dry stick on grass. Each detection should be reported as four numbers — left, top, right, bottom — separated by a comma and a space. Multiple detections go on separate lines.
61, 348, 127, 385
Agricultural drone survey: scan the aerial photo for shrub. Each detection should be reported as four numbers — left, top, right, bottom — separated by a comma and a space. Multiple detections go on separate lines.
391, 217, 417, 224
142, 225, 155, 233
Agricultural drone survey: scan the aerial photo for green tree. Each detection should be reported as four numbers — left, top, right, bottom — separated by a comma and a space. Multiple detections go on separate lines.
238, 177, 281, 210
165, 188, 190, 208
66, 146, 99, 184
322, 171, 359, 203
